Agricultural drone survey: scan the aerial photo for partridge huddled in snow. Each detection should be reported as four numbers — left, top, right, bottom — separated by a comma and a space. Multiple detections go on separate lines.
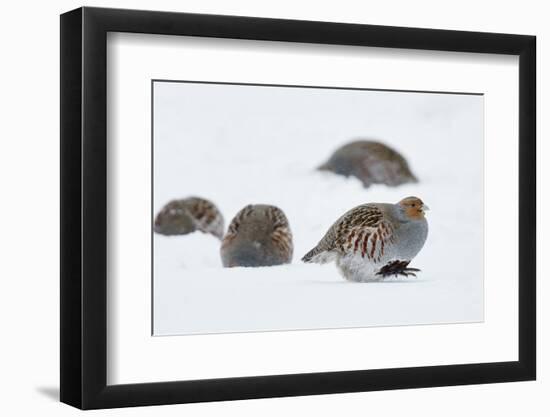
220, 204, 293, 268
154, 196, 224, 239
302, 197, 428, 282
318, 140, 417, 188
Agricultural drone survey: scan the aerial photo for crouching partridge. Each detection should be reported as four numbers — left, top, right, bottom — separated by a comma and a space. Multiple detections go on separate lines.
154, 196, 224, 239
302, 197, 428, 282
221, 204, 293, 267
318, 140, 417, 188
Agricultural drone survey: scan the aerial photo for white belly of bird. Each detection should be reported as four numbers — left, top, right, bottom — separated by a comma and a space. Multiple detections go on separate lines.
335, 219, 427, 282
337, 252, 402, 282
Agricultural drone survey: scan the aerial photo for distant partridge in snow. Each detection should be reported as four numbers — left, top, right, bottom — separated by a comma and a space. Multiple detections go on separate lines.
318, 140, 418, 188
302, 197, 428, 282
221, 204, 293, 268
154, 197, 224, 239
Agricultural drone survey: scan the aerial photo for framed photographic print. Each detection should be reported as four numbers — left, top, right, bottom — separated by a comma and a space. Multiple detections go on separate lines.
60, 6, 536, 409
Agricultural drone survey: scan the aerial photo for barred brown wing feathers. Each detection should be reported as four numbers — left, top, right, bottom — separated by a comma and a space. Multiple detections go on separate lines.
185, 197, 224, 239
268, 207, 293, 259
226, 204, 254, 233
185, 198, 210, 228
335, 205, 382, 249
222, 205, 251, 248
331, 205, 396, 262
302, 205, 380, 262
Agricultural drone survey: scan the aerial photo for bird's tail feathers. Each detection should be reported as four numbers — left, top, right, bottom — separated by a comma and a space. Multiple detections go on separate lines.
317, 162, 331, 171
302, 247, 336, 264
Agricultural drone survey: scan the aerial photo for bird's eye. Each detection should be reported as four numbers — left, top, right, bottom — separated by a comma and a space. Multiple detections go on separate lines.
411, 204, 415, 207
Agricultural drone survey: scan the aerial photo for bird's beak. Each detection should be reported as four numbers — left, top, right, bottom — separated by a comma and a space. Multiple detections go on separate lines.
422, 204, 430, 211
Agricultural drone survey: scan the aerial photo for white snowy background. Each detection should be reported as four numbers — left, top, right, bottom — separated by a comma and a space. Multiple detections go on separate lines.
153, 81, 484, 336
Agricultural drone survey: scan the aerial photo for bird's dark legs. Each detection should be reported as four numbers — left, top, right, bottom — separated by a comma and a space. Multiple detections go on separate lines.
376, 260, 420, 278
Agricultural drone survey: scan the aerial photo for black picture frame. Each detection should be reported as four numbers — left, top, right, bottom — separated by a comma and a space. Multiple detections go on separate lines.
60, 6, 536, 410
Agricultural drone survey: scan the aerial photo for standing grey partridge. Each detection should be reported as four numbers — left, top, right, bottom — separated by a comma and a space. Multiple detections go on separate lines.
302, 197, 428, 282
318, 140, 417, 188
154, 196, 224, 239
221, 204, 293, 267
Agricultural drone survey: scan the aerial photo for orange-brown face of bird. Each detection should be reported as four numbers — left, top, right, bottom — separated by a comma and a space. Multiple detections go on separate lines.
398, 196, 429, 220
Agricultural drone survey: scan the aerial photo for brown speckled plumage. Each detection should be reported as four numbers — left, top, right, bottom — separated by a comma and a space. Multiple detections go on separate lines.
154, 197, 224, 239
302, 204, 394, 264
302, 197, 428, 282
318, 140, 417, 188
221, 204, 293, 267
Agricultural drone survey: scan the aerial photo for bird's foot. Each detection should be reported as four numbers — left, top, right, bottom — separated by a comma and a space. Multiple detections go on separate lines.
376, 260, 420, 278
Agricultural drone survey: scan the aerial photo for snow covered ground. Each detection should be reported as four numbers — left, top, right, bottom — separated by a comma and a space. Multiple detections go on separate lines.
152, 81, 484, 336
